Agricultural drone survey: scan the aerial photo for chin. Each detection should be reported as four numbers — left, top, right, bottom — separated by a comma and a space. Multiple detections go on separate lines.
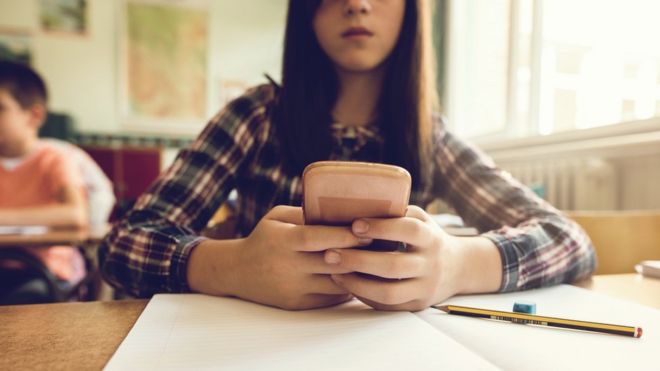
336, 58, 383, 74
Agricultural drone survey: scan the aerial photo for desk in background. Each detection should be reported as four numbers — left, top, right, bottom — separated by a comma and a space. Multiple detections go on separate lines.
1, 274, 658, 370
574, 273, 660, 309
0, 226, 108, 248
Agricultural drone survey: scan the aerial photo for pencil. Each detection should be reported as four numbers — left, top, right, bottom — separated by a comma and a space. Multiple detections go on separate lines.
432, 304, 643, 338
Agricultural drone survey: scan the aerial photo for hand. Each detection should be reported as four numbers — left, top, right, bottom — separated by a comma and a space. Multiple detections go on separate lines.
232, 205, 371, 310
323, 206, 501, 311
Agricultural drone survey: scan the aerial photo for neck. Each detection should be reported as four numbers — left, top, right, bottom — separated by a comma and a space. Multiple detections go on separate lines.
0, 137, 37, 159
332, 66, 385, 127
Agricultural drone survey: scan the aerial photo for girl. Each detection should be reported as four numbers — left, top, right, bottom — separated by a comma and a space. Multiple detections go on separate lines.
100, 0, 595, 311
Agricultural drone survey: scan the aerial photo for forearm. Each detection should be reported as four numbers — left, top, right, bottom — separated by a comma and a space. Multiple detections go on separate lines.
187, 238, 245, 297
0, 206, 87, 227
453, 236, 503, 294
482, 216, 596, 291
434, 130, 595, 291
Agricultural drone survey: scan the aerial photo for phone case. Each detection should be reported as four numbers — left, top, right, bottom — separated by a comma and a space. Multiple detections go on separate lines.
303, 161, 411, 225
302, 161, 411, 252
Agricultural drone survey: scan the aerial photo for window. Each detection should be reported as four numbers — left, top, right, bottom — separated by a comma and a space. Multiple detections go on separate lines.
444, 0, 512, 138
444, 0, 660, 139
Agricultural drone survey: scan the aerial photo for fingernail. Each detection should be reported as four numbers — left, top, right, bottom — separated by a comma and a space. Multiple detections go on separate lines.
325, 250, 341, 264
353, 220, 369, 234
331, 274, 343, 283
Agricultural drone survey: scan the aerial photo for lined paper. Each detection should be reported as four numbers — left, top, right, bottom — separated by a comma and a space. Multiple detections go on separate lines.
105, 295, 497, 371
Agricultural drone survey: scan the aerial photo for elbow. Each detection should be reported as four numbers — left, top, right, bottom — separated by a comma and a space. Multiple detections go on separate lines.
98, 234, 139, 297
574, 217, 597, 266
579, 238, 598, 278
72, 208, 89, 228
565, 219, 598, 280
98, 225, 152, 298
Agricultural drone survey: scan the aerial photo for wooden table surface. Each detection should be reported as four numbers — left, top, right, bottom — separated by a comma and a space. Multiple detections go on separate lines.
1, 273, 658, 370
573, 273, 660, 309
0, 299, 148, 371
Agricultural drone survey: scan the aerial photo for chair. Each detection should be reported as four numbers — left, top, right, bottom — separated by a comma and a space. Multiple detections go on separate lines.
39, 112, 77, 142
0, 248, 97, 305
567, 210, 660, 274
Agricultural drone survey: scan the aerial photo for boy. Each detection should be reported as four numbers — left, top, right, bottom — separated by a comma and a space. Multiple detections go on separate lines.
0, 60, 88, 304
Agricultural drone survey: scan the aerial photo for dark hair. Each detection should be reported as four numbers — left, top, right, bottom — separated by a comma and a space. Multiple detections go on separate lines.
274, 0, 438, 186
0, 60, 48, 109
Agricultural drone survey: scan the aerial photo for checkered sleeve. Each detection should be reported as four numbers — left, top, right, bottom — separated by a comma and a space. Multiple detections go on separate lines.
99, 86, 272, 297
431, 123, 596, 292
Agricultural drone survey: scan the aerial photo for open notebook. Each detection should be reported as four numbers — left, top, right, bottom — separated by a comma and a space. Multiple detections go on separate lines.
105, 285, 659, 371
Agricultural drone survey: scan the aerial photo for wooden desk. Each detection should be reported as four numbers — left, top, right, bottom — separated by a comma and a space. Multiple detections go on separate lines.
573, 273, 660, 309
0, 226, 108, 248
0, 300, 147, 370
1, 274, 658, 370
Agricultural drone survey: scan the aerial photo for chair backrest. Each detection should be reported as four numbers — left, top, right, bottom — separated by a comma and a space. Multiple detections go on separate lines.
567, 211, 660, 274
40, 112, 77, 142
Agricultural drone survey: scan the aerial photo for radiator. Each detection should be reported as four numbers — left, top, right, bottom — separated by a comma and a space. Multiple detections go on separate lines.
501, 158, 618, 210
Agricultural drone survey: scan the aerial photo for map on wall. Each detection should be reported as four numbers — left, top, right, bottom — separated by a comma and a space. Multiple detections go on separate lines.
124, 0, 208, 124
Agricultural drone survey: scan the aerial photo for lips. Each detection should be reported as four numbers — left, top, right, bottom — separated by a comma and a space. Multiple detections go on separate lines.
341, 27, 373, 38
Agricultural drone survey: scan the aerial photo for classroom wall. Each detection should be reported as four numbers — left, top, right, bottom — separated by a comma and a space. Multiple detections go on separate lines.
0, 0, 117, 133
0, 0, 287, 135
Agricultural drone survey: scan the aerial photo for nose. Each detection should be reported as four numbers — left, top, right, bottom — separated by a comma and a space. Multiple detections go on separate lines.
344, 0, 371, 16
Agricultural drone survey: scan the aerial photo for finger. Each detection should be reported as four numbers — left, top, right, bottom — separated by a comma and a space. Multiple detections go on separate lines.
330, 273, 423, 306
308, 274, 350, 295
351, 217, 434, 247
324, 249, 426, 279
297, 252, 355, 274
405, 205, 432, 223
287, 224, 373, 252
265, 205, 304, 225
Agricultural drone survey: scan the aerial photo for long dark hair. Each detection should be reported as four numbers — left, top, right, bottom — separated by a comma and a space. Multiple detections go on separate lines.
273, 0, 438, 187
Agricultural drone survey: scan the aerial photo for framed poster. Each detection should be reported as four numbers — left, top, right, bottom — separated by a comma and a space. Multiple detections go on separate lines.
0, 29, 32, 65
39, 0, 88, 35
119, 0, 209, 133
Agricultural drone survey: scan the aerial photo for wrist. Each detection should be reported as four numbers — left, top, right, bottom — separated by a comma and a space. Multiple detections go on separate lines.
452, 236, 503, 295
187, 238, 245, 297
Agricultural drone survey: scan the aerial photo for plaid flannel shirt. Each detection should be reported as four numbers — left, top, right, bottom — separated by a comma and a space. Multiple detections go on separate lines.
99, 84, 595, 297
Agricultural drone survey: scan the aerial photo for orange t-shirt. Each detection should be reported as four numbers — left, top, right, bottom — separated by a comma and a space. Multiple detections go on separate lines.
0, 141, 86, 283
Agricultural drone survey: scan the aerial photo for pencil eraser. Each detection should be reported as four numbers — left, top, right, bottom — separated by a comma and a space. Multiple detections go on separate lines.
513, 301, 536, 314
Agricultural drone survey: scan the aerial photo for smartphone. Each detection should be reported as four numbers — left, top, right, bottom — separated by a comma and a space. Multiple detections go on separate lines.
302, 161, 411, 251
